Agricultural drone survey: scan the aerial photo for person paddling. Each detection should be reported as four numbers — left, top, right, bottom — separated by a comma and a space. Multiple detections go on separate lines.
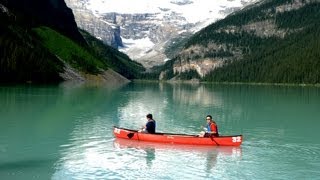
139, 114, 156, 134
199, 115, 219, 137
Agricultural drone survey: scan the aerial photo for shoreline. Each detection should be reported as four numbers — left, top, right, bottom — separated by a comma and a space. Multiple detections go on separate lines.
1, 79, 319, 88
133, 79, 320, 87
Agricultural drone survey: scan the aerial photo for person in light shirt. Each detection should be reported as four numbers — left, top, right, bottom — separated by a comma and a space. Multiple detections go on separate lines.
199, 115, 219, 137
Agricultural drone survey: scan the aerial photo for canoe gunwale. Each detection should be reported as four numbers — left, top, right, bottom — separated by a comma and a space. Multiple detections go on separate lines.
113, 126, 242, 138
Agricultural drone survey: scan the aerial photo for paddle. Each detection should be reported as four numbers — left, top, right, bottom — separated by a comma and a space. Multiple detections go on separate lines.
127, 133, 134, 139
209, 134, 220, 146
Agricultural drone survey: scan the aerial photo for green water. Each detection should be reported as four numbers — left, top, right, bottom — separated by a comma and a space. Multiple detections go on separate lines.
0, 83, 319, 179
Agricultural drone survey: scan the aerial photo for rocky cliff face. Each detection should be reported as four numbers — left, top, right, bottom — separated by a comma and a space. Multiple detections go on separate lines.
65, 0, 259, 68
64, 0, 122, 48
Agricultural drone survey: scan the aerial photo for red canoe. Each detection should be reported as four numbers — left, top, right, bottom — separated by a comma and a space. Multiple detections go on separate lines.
113, 127, 243, 146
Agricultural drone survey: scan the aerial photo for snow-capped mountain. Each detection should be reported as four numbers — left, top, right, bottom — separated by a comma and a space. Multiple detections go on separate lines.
65, 0, 259, 67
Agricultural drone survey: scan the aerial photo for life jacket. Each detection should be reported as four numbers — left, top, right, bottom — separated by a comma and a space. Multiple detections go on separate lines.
207, 122, 218, 134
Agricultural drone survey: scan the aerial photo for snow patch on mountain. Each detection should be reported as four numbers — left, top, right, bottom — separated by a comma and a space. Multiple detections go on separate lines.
119, 37, 155, 59
87, 0, 242, 23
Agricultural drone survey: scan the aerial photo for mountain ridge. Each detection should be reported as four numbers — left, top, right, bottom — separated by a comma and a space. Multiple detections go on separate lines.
152, 0, 320, 84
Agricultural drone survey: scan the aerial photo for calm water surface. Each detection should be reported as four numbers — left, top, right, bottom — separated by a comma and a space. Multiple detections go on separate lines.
0, 82, 319, 179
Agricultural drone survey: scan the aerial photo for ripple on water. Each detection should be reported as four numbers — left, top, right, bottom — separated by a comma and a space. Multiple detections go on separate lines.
105, 139, 243, 179
240, 136, 320, 180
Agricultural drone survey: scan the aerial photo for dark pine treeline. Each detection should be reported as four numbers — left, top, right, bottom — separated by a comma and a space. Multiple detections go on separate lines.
187, 1, 320, 84
275, 2, 320, 29
204, 23, 320, 84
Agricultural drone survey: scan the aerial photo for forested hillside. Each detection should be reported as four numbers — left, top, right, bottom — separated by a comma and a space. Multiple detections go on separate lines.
157, 0, 320, 84
0, 6, 64, 83
204, 22, 320, 83
0, 0, 144, 83
80, 30, 145, 79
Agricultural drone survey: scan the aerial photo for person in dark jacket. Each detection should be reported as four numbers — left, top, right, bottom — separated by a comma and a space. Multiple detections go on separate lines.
140, 113, 156, 134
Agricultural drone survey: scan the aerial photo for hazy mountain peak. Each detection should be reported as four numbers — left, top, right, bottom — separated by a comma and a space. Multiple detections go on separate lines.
66, 0, 259, 67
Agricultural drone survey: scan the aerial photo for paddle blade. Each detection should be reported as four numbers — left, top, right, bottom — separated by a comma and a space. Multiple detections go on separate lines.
127, 133, 134, 139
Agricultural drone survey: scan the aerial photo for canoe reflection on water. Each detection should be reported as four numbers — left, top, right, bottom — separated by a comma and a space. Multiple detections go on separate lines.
113, 138, 242, 169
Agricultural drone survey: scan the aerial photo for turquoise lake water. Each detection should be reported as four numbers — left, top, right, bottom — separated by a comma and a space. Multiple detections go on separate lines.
0, 82, 320, 179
